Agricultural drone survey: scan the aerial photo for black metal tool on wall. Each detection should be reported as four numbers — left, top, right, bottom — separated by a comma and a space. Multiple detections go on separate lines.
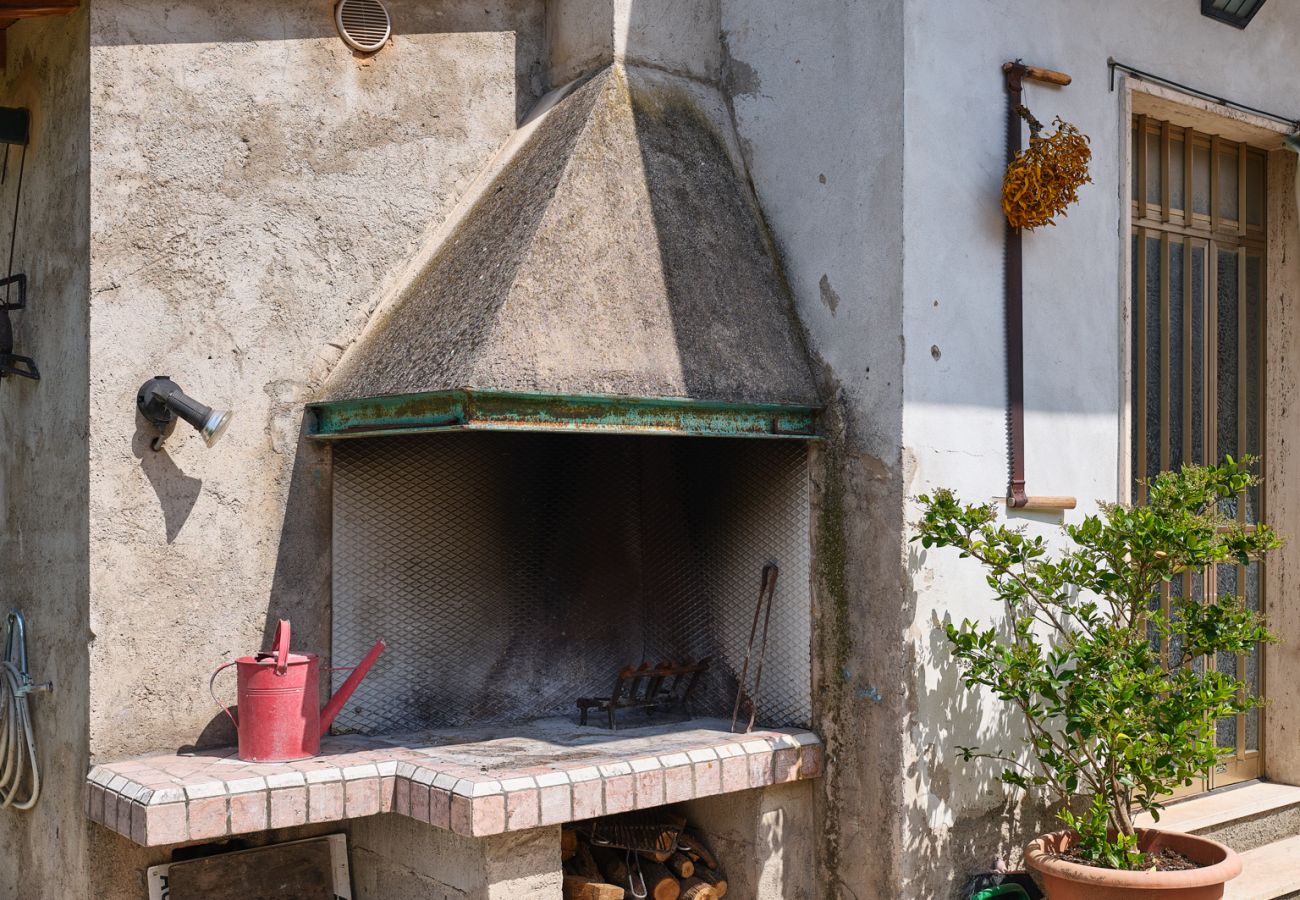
0, 106, 36, 381
1001, 62, 1073, 512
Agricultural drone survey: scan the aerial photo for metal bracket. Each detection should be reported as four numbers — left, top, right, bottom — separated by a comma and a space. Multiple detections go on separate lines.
0, 273, 38, 380
4, 610, 53, 696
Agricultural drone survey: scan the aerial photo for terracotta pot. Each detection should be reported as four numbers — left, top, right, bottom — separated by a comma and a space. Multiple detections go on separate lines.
1024, 829, 1241, 900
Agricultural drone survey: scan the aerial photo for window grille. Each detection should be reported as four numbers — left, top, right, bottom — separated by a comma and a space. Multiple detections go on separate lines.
1130, 114, 1266, 787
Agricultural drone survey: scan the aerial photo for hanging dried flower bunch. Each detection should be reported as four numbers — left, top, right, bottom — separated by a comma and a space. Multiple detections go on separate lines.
1002, 114, 1092, 230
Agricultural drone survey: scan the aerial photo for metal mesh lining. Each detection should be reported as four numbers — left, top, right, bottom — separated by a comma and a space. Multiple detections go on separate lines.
332, 431, 811, 733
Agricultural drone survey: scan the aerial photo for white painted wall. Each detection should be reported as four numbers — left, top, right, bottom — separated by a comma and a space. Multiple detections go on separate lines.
900, 0, 1300, 891
726, 0, 1300, 895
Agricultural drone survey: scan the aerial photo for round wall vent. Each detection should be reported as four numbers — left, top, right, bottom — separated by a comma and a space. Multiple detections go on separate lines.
335, 0, 391, 54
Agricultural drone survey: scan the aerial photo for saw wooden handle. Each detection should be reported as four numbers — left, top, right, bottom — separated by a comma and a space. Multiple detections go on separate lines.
1011, 496, 1078, 512
1002, 61, 1072, 86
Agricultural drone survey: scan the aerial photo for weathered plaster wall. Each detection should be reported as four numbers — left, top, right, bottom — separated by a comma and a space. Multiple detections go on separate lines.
725, 0, 1300, 898
82, 0, 544, 895
350, 817, 562, 899
720, 2, 908, 898
547, 0, 721, 86
682, 782, 818, 899
40, 1, 1300, 899
87, 0, 544, 757
0, 10, 90, 900
898, 2, 1300, 896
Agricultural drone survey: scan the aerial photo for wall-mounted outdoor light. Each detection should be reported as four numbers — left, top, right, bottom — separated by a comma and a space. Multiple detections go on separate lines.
1201, 0, 1267, 29
137, 376, 232, 451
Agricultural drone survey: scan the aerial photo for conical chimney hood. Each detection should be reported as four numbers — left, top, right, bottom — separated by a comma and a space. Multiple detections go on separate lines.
308, 2, 819, 441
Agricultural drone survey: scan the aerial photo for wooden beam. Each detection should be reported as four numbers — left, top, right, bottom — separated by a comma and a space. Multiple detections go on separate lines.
0, 2, 77, 69
0, 1, 78, 18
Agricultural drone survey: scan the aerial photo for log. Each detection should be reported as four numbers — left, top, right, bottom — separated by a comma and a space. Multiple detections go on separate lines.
678, 834, 717, 870
678, 878, 719, 900
561, 829, 579, 862
639, 860, 681, 900
591, 846, 630, 886
693, 866, 728, 898
648, 810, 688, 859
563, 875, 626, 900
666, 852, 695, 879
574, 840, 601, 879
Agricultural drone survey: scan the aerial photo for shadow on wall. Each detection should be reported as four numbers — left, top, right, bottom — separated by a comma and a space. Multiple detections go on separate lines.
905, 542, 1056, 899
88, 0, 544, 124
164, 419, 331, 752
260, 421, 333, 691
132, 413, 201, 543
628, 73, 819, 408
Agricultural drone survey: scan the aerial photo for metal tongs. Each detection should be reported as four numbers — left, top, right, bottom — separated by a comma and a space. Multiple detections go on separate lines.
731, 563, 778, 733
586, 811, 682, 899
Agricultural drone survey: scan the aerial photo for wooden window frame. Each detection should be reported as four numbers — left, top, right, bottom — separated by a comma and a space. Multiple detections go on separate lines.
1130, 116, 1268, 792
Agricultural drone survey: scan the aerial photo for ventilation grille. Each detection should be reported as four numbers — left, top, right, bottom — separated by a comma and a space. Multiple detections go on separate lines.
335, 0, 391, 53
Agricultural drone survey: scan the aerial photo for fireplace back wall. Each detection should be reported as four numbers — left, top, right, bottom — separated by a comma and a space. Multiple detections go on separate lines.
331, 431, 811, 734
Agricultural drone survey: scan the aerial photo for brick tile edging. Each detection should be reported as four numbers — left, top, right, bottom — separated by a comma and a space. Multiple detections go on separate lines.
86, 729, 823, 847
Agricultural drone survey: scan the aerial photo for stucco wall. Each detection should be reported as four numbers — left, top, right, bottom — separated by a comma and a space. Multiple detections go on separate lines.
719, 1, 907, 897
898, 2, 1300, 896
723, 1, 1300, 898
0, 10, 91, 900
8, 0, 1297, 898
81, 0, 543, 895
86, 0, 544, 757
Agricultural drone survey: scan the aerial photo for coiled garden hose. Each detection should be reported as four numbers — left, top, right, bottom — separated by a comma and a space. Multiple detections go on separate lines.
0, 611, 48, 810
0, 658, 40, 809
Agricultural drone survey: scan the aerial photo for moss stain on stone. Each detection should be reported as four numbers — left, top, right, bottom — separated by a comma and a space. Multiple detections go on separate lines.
812, 428, 852, 897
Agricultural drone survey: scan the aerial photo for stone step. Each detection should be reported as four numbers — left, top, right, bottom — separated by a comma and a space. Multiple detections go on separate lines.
1132, 782, 1300, 899
1135, 781, 1300, 853
1223, 835, 1300, 900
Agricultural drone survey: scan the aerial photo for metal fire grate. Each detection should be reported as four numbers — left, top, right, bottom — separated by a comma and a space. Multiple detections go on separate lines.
332, 431, 811, 734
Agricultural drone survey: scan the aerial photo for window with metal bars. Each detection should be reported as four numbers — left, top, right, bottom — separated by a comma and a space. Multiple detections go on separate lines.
1130, 115, 1266, 789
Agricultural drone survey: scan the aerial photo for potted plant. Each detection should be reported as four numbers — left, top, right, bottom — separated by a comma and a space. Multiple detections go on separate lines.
913, 459, 1279, 900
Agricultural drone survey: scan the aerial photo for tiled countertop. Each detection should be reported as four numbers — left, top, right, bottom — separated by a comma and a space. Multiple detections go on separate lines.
86, 718, 823, 847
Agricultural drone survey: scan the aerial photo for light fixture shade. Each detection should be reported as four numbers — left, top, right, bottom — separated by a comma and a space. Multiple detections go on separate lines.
201, 409, 233, 447
1201, 0, 1267, 28
137, 375, 233, 451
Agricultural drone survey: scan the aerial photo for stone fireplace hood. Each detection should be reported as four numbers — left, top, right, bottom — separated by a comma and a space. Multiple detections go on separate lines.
307, 65, 820, 441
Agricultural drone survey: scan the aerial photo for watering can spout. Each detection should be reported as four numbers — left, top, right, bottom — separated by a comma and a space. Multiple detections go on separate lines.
319, 639, 386, 736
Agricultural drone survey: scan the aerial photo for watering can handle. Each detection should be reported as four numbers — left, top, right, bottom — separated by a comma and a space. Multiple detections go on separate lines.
209, 661, 240, 730
271, 619, 291, 675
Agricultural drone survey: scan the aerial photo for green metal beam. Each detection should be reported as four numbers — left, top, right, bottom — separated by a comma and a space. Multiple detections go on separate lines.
305, 390, 819, 441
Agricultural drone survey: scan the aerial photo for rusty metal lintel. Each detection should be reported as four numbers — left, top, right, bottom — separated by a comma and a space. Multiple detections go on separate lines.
305, 389, 821, 442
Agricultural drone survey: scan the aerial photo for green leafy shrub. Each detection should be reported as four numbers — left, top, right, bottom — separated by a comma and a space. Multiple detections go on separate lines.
913, 459, 1279, 869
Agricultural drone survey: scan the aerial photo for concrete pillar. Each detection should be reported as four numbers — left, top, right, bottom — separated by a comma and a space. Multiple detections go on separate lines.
547, 0, 721, 87
1265, 149, 1300, 787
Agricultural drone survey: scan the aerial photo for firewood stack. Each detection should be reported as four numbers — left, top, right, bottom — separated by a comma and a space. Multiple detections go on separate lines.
561, 815, 729, 900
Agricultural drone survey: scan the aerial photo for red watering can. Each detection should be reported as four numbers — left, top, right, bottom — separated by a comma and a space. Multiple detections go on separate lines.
210, 620, 385, 762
